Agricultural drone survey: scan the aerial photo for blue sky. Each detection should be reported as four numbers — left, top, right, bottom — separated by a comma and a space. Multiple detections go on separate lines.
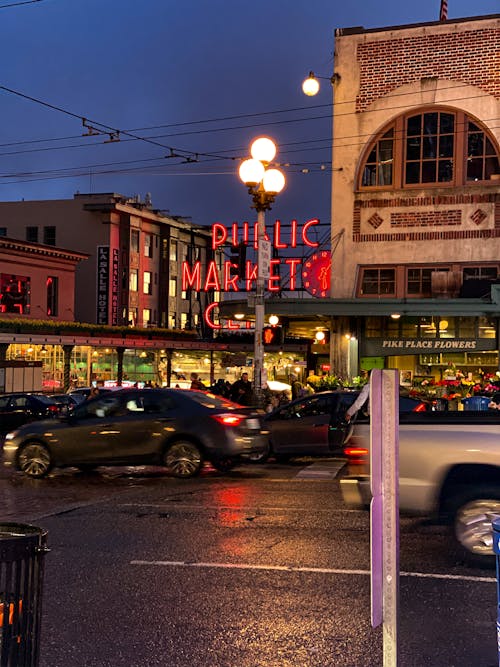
0, 0, 498, 232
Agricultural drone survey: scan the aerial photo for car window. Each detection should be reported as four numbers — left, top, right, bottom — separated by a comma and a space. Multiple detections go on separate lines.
12, 396, 28, 408
290, 395, 332, 418
0, 396, 10, 409
73, 396, 123, 419
181, 391, 240, 410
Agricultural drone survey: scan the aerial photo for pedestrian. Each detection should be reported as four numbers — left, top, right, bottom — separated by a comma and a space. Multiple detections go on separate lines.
190, 372, 205, 390
345, 370, 371, 422
290, 374, 304, 400
230, 372, 253, 406
87, 386, 100, 400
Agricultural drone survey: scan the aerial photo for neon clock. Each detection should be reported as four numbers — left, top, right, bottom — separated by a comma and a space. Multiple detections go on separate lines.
301, 250, 331, 297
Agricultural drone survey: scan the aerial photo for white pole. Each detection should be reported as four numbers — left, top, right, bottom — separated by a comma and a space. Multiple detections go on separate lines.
254, 208, 265, 405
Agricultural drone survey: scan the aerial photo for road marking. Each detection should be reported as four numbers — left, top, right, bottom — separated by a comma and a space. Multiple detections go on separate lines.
295, 460, 345, 479
130, 559, 496, 583
120, 502, 364, 514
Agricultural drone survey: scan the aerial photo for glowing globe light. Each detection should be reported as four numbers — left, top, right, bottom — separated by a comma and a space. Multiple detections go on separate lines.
263, 168, 286, 194
315, 331, 326, 342
268, 314, 279, 326
239, 158, 265, 186
250, 137, 277, 163
302, 74, 320, 96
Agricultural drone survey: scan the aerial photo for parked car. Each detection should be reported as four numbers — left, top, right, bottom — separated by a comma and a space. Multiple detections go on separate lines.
3, 388, 267, 479
67, 387, 113, 403
255, 389, 429, 463
0, 392, 60, 436
49, 393, 80, 414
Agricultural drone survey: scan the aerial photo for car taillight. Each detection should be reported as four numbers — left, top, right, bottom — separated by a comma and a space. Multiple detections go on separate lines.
413, 402, 427, 412
48, 405, 59, 414
212, 414, 244, 427
344, 447, 369, 458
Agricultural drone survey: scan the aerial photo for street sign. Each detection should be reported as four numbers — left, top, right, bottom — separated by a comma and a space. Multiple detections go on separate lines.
258, 239, 271, 280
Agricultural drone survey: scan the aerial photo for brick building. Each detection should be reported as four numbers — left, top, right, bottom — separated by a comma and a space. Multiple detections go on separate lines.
223, 13, 500, 385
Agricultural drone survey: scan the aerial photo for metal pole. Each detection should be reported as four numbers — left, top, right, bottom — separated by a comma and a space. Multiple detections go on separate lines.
254, 208, 265, 406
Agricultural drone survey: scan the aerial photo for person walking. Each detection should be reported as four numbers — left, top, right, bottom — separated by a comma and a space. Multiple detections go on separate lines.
345, 370, 371, 422
190, 373, 205, 390
230, 372, 253, 406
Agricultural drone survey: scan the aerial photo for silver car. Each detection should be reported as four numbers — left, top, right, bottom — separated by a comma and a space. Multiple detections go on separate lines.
3, 388, 267, 479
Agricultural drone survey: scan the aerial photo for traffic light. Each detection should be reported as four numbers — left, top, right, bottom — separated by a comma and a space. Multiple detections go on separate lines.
262, 326, 284, 345
229, 242, 247, 277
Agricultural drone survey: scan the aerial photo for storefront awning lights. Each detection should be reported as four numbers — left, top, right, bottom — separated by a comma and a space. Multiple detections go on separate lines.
391, 313, 401, 319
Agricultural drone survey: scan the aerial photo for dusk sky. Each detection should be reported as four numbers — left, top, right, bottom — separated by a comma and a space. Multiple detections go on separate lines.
1, 0, 498, 235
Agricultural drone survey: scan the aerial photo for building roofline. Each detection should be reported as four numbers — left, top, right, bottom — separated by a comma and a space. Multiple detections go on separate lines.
0, 236, 89, 262
336, 13, 500, 37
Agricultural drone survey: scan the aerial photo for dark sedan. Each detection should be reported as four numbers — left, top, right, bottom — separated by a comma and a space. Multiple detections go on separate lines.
3, 388, 267, 478
0, 392, 59, 436
256, 389, 429, 462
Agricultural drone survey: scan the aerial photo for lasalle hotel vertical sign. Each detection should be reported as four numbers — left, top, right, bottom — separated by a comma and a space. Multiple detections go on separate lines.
96, 246, 119, 325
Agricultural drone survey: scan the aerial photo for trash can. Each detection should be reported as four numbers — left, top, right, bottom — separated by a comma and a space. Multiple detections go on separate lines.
461, 395, 491, 411
493, 517, 500, 667
0, 524, 49, 667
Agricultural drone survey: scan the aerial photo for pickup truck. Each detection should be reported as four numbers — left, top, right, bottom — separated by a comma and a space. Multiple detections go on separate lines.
339, 410, 500, 565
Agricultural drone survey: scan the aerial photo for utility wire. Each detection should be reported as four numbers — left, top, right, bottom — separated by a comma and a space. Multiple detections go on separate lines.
0, 0, 43, 8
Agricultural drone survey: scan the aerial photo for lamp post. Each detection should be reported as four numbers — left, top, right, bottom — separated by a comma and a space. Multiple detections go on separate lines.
238, 137, 285, 405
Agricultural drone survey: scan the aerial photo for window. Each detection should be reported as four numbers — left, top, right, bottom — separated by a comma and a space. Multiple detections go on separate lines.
143, 271, 152, 295
142, 308, 151, 327
43, 226, 56, 246
362, 129, 394, 186
360, 268, 395, 296
0, 228, 6, 237
144, 233, 153, 258
180, 313, 188, 328
128, 308, 137, 326
170, 241, 178, 261
359, 109, 500, 189
129, 269, 138, 292
463, 266, 498, 281
467, 121, 499, 182
26, 226, 38, 243
169, 278, 177, 297
407, 267, 449, 296
405, 111, 454, 185
46, 276, 58, 316
169, 313, 177, 328
130, 229, 140, 253
0, 274, 31, 314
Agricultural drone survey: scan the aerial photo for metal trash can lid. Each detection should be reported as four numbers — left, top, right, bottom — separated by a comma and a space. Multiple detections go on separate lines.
0, 523, 47, 542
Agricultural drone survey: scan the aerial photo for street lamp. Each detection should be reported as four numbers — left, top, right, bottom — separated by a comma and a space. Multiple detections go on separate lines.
302, 71, 340, 96
238, 136, 286, 405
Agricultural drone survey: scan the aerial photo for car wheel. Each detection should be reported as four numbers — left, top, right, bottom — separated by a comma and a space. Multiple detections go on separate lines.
247, 441, 270, 464
211, 456, 235, 472
164, 441, 203, 478
451, 486, 500, 565
18, 442, 52, 478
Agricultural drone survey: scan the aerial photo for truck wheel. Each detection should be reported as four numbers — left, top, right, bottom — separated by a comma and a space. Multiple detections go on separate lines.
18, 442, 52, 478
452, 486, 500, 565
164, 441, 203, 478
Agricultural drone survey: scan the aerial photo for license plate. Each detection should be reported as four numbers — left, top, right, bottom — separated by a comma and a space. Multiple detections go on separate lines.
245, 418, 260, 430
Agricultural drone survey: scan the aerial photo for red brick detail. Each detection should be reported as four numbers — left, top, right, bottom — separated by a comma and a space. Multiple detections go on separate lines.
470, 209, 487, 225
356, 27, 500, 112
368, 212, 383, 229
358, 193, 499, 208
390, 210, 461, 227
353, 205, 361, 234
352, 229, 500, 243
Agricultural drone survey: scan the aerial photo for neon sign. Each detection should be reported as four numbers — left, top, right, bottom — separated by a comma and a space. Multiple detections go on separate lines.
183, 219, 330, 330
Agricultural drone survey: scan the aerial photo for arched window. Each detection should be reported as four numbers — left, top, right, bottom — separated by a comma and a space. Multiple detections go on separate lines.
359, 109, 500, 190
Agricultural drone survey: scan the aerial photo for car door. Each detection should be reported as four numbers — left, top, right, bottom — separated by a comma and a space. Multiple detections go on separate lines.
105, 391, 178, 462
268, 394, 334, 455
53, 394, 127, 465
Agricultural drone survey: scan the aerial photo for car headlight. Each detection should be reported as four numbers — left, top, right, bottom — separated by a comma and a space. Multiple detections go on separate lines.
4, 432, 15, 441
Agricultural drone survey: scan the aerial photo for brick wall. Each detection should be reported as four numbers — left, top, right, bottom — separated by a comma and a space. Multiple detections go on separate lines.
356, 27, 500, 111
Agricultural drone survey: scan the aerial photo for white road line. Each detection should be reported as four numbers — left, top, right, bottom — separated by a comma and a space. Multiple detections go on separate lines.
119, 503, 364, 513
130, 559, 496, 583
295, 461, 345, 479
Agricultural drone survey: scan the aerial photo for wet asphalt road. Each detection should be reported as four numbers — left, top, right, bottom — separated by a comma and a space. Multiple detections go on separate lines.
0, 458, 498, 667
